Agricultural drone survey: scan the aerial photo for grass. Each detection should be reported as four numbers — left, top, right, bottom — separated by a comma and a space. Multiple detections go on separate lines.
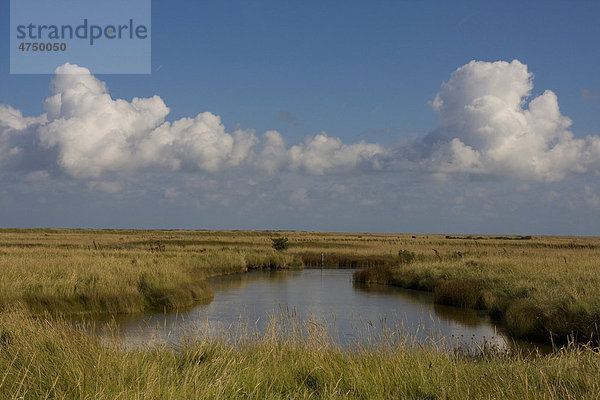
350, 235, 600, 345
2, 229, 600, 344
2, 229, 600, 397
0, 229, 302, 315
3, 229, 600, 344
1, 309, 600, 399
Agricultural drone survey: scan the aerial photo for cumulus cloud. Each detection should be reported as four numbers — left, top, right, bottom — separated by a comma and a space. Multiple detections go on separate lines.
0, 105, 46, 168
39, 63, 244, 178
423, 60, 600, 181
28, 63, 388, 179
288, 133, 385, 175
2, 60, 600, 184
255, 130, 289, 174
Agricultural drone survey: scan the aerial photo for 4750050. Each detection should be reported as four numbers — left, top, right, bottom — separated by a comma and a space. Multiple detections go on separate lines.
18, 42, 67, 52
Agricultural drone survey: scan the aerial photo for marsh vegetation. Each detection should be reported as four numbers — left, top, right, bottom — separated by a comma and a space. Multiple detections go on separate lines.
1, 229, 600, 398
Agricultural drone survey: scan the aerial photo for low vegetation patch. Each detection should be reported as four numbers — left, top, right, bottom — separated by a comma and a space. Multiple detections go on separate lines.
352, 235, 600, 345
298, 252, 397, 268
0, 230, 303, 315
433, 279, 484, 309
353, 266, 395, 284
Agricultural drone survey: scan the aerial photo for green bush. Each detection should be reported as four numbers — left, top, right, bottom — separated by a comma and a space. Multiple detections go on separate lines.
271, 237, 289, 251
397, 249, 416, 264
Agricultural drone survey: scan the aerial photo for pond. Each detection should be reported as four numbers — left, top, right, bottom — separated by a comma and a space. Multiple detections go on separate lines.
80, 269, 539, 352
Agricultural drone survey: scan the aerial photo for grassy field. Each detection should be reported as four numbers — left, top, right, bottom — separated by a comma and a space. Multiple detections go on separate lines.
0, 229, 302, 315
2, 229, 600, 398
2, 229, 600, 344
1, 309, 599, 399
352, 234, 600, 345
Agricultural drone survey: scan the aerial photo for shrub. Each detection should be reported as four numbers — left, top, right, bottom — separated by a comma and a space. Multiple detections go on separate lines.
397, 249, 416, 264
271, 237, 289, 251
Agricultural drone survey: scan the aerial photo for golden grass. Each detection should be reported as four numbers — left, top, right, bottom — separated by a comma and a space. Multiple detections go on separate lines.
350, 235, 600, 344
1, 309, 600, 399
2, 228, 600, 343
2, 229, 600, 398
0, 229, 301, 315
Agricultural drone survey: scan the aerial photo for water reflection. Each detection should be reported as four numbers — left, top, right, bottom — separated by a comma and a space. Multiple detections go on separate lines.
77, 269, 534, 352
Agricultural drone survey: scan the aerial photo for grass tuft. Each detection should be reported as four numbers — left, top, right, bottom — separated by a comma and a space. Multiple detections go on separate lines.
433, 279, 483, 309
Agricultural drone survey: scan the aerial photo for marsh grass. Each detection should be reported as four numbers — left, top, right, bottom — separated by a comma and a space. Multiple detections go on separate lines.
0, 230, 302, 315
299, 253, 397, 268
433, 279, 483, 309
347, 235, 600, 345
2, 227, 600, 398
2, 229, 600, 345
1, 309, 600, 399
353, 266, 395, 284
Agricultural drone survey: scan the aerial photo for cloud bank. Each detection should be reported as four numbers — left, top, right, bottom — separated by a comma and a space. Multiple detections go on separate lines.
2, 60, 600, 183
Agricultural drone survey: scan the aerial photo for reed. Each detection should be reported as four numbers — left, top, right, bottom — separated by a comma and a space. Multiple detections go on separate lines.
0, 229, 302, 315
1, 309, 599, 399
2, 229, 600, 344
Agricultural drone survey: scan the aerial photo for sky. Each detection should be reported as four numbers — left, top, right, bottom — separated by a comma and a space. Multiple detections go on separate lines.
1, 0, 600, 235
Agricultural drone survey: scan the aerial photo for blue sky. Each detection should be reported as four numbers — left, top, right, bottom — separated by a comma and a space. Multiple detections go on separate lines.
1, 1, 600, 234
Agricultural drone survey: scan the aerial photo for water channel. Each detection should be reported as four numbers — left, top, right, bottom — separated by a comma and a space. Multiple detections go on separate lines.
81, 269, 542, 352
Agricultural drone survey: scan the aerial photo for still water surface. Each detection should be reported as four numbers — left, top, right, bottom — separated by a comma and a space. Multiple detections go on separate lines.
83, 269, 524, 351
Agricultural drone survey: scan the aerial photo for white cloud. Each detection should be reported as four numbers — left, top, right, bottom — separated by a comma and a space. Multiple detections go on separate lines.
0, 105, 46, 167
23, 64, 390, 179
39, 63, 171, 178
38, 64, 261, 178
255, 130, 288, 174
424, 60, 600, 181
288, 133, 386, 175
2, 60, 600, 185
0, 105, 45, 131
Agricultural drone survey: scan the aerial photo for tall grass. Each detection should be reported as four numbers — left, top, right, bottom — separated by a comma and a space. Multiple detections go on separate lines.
2, 229, 600, 343
0, 230, 302, 315
350, 235, 600, 345
1, 309, 599, 399
3, 229, 600, 398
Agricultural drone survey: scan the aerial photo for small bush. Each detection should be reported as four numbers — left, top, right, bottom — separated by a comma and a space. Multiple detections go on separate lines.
397, 249, 416, 264
271, 237, 289, 251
